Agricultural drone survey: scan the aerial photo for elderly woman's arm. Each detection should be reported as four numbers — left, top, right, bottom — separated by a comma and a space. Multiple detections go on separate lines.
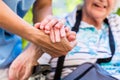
9, 43, 44, 80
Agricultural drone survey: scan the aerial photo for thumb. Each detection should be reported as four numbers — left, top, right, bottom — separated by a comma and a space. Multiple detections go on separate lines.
21, 64, 33, 80
67, 31, 76, 42
34, 23, 41, 29
8, 66, 18, 80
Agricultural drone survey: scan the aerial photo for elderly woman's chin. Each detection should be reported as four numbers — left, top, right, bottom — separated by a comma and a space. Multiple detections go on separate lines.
92, 10, 109, 19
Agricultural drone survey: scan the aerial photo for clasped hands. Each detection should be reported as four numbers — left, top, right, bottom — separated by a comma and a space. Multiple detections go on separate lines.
8, 15, 76, 80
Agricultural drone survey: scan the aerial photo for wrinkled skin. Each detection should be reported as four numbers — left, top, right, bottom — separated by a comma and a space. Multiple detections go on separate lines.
82, 0, 115, 29
9, 43, 43, 80
8, 17, 76, 80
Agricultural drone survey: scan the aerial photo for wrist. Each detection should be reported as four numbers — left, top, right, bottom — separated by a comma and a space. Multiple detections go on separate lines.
24, 43, 44, 65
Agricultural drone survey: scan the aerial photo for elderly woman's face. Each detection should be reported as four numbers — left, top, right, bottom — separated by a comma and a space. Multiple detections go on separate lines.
83, 0, 115, 19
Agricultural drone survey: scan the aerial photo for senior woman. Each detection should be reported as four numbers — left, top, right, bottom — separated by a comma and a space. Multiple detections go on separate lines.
42, 0, 120, 80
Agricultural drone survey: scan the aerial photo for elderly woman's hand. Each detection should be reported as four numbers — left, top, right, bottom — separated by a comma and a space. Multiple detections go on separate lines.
34, 16, 76, 57
8, 16, 76, 80
38, 15, 76, 43
8, 44, 43, 80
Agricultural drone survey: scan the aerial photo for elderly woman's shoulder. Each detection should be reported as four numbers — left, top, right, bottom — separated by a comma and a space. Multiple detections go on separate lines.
108, 13, 120, 30
108, 14, 120, 25
108, 13, 120, 20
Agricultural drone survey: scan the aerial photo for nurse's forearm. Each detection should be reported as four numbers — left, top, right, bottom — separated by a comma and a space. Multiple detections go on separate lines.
0, 0, 35, 41
0, 1, 73, 55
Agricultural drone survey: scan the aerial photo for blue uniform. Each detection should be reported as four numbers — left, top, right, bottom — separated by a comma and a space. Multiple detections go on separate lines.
0, 0, 35, 68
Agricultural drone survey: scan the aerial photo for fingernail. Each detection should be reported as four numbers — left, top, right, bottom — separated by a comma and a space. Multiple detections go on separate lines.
61, 33, 65, 38
45, 26, 50, 31
40, 25, 44, 29
56, 38, 60, 42
52, 40, 55, 43
45, 30, 50, 34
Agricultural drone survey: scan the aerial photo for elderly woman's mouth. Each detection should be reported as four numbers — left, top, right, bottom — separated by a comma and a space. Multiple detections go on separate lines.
93, 3, 107, 9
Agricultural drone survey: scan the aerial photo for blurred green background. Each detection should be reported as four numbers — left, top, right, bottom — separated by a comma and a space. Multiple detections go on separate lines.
23, 0, 120, 49
23, 0, 82, 24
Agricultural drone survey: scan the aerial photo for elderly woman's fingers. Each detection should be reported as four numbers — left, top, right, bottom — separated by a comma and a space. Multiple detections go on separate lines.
65, 27, 77, 48
48, 19, 66, 42
21, 64, 33, 80
50, 27, 62, 43
67, 31, 76, 42
65, 27, 76, 42
53, 20, 66, 42
34, 23, 41, 29
65, 26, 70, 32
44, 18, 58, 34
54, 27, 60, 42
49, 26, 61, 43
60, 26, 66, 38
54, 19, 66, 38
40, 15, 53, 30
50, 28, 55, 43
39, 16, 70, 43
54, 19, 65, 29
